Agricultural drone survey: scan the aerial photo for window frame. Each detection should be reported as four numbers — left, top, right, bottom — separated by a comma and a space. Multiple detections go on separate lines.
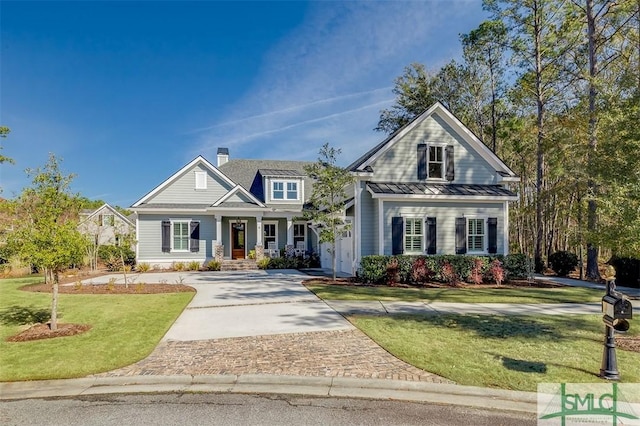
271, 179, 300, 201
466, 217, 487, 254
101, 214, 114, 227
404, 217, 424, 254
171, 219, 190, 252
293, 222, 306, 247
427, 144, 446, 180
263, 221, 279, 248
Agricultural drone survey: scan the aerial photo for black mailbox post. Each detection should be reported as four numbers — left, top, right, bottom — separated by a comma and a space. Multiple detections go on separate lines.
600, 280, 633, 380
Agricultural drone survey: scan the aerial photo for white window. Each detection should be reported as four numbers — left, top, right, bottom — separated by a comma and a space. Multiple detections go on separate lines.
264, 222, 278, 247
195, 171, 207, 189
293, 223, 306, 246
428, 146, 444, 179
173, 221, 189, 251
272, 180, 299, 201
404, 218, 423, 253
101, 214, 114, 227
467, 218, 485, 252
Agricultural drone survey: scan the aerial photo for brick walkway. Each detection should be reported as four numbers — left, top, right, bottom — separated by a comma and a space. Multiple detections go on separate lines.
98, 329, 451, 383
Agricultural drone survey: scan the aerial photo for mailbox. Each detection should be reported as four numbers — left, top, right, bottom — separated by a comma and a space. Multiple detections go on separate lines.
602, 294, 633, 333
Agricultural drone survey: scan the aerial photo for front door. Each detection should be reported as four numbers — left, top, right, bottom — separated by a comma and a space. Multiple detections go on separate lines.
231, 222, 246, 259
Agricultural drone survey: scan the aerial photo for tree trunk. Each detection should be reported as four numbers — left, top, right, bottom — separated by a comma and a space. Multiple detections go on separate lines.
331, 225, 337, 282
586, 0, 600, 280
534, 1, 545, 272
50, 269, 59, 331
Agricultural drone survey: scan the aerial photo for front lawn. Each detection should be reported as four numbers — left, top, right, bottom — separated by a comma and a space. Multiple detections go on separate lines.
350, 313, 640, 391
0, 276, 194, 381
305, 281, 603, 304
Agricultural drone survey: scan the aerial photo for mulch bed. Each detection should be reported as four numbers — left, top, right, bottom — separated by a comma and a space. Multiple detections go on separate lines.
21, 282, 195, 294
303, 277, 565, 289
6, 323, 92, 342
616, 336, 640, 353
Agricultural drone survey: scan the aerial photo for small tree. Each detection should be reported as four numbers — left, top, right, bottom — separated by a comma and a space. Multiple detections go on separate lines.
304, 143, 355, 282
8, 154, 86, 330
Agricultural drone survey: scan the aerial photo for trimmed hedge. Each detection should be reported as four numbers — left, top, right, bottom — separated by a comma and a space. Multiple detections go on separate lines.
548, 251, 579, 277
357, 254, 529, 285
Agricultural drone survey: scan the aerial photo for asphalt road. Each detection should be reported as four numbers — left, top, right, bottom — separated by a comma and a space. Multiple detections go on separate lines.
1, 392, 536, 426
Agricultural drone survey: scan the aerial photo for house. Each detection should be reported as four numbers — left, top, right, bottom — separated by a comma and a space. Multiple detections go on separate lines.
131, 102, 518, 272
131, 150, 316, 267
78, 203, 136, 247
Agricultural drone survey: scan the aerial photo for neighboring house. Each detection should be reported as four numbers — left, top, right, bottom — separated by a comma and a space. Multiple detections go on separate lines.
78, 203, 136, 247
131, 102, 519, 273
131, 149, 315, 267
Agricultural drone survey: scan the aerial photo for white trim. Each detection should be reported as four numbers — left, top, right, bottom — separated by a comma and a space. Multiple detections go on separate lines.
465, 216, 488, 255
132, 156, 236, 207
377, 198, 384, 255
215, 215, 222, 245
135, 216, 139, 261
263, 220, 278, 250
357, 102, 518, 180
286, 217, 294, 246
354, 180, 362, 267
424, 142, 447, 181
270, 179, 302, 203
256, 216, 263, 246
170, 219, 191, 252
503, 201, 509, 255
212, 184, 266, 208
403, 216, 425, 255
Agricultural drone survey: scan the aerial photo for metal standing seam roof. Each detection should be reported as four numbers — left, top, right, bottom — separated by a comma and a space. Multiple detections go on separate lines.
367, 182, 517, 197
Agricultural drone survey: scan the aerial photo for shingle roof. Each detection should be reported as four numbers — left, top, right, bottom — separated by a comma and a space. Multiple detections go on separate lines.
367, 182, 517, 198
258, 169, 306, 177
133, 203, 211, 210
219, 159, 314, 203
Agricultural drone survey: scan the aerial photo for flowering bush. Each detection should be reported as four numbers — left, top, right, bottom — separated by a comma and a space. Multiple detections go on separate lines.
490, 259, 505, 285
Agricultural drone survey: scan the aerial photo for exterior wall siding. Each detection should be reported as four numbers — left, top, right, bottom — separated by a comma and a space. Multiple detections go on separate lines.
382, 201, 505, 255
147, 164, 234, 204
137, 213, 216, 265
359, 181, 377, 256
370, 114, 496, 185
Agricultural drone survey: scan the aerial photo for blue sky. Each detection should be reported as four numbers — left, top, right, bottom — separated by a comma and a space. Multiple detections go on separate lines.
1, 1, 487, 208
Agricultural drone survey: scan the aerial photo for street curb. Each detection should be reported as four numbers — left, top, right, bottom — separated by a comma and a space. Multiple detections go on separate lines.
0, 374, 538, 413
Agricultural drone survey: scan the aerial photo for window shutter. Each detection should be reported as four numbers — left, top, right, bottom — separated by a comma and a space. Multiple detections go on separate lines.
161, 220, 171, 253
417, 144, 427, 180
190, 220, 200, 252
445, 145, 455, 181
391, 217, 404, 255
426, 217, 437, 255
488, 217, 498, 254
98, 214, 103, 226
455, 217, 467, 254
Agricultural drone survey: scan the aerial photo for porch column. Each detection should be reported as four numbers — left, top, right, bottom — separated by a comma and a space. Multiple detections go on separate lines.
286, 217, 294, 246
256, 216, 263, 246
216, 215, 223, 245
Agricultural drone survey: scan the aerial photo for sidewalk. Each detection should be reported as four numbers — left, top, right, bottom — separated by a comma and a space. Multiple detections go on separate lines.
534, 274, 640, 299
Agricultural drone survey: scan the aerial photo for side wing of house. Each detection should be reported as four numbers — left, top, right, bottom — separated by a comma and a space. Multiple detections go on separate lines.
78, 204, 135, 247
348, 102, 519, 269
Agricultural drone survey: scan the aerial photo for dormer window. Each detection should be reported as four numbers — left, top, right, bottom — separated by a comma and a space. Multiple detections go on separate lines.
428, 146, 443, 178
272, 180, 299, 201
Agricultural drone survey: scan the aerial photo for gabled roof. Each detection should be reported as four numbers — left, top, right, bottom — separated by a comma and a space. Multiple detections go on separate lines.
78, 203, 135, 227
131, 156, 236, 208
347, 102, 518, 180
212, 184, 266, 208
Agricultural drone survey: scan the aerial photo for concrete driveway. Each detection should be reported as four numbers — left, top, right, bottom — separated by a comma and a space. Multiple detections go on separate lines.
82, 269, 354, 341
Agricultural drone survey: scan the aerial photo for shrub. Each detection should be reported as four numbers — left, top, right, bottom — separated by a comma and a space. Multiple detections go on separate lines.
441, 261, 458, 286
490, 259, 505, 285
411, 257, 435, 284
248, 250, 256, 260
188, 261, 201, 271
502, 253, 528, 279
137, 262, 151, 273
358, 256, 389, 284
386, 257, 400, 285
257, 258, 270, 269
206, 260, 221, 271
98, 245, 135, 271
172, 262, 186, 272
0, 305, 51, 325
469, 258, 485, 285
548, 251, 579, 277
608, 257, 640, 288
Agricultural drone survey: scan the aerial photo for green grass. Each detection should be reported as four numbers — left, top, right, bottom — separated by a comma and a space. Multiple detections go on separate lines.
306, 283, 604, 304
350, 313, 640, 391
0, 276, 194, 382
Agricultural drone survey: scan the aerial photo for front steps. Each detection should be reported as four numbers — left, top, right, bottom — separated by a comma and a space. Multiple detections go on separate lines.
220, 259, 259, 271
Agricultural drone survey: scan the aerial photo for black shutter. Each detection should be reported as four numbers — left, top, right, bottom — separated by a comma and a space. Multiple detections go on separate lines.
426, 217, 437, 254
161, 220, 171, 253
488, 217, 498, 254
190, 220, 200, 252
455, 217, 467, 254
445, 145, 455, 181
392, 217, 404, 255
417, 144, 427, 180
